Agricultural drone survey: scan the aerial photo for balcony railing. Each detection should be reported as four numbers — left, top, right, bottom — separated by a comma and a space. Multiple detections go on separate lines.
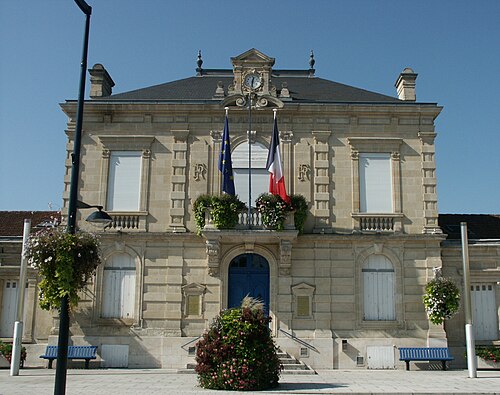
106, 212, 148, 231
204, 208, 295, 231
352, 213, 402, 233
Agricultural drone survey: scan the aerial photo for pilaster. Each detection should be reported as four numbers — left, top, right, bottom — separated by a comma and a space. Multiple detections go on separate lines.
312, 131, 331, 232
169, 130, 190, 232
419, 131, 442, 234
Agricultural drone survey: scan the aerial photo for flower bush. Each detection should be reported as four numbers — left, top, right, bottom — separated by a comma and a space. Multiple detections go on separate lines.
476, 346, 500, 363
290, 194, 308, 234
193, 194, 246, 235
0, 340, 26, 366
195, 297, 281, 391
256, 193, 308, 232
255, 193, 290, 230
422, 277, 460, 325
27, 227, 101, 310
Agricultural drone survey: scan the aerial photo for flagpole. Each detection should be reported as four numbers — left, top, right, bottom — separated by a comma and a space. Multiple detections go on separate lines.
247, 93, 252, 228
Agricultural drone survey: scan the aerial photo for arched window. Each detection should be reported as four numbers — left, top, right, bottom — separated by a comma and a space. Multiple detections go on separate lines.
232, 142, 268, 207
102, 253, 136, 319
362, 255, 395, 321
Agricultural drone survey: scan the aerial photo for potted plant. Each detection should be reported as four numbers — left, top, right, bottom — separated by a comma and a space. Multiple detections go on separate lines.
290, 194, 308, 234
193, 194, 246, 235
422, 277, 460, 325
255, 193, 290, 230
26, 227, 102, 310
195, 297, 281, 390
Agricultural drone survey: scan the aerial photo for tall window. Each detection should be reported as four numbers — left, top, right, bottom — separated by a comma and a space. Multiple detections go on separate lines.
107, 151, 142, 211
359, 153, 393, 213
232, 142, 268, 207
363, 255, 395, 321
102, 253, 136, 319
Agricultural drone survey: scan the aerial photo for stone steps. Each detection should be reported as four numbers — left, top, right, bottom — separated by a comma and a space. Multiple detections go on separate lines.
178, 349, 316, 375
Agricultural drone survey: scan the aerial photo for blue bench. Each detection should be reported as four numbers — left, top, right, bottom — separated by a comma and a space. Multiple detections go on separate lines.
40, 345, 97, 369
399, 347, 453, 371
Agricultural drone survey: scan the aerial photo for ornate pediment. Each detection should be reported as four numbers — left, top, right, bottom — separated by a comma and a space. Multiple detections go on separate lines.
231, 48, 275, 68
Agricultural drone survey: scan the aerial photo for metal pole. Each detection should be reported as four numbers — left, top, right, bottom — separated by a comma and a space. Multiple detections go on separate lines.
247, 93, 252, 227
10, 219, 31, 376
461, 222, 477, 378
55, 2, 91, 394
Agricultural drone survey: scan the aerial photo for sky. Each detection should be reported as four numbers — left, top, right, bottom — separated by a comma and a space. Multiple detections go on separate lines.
0, 0, 499, 214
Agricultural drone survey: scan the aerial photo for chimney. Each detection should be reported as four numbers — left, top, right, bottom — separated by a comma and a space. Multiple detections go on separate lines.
395, 67, 417, 101
89, 64, 115, 98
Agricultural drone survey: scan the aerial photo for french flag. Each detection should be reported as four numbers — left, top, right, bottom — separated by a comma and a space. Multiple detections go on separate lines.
266, 110, 290, 204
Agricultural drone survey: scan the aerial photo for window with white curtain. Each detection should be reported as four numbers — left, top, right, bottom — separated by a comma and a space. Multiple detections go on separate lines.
232, 142, 268, 207
362, 255, 395, 321
102, 253, 136, 319
107, 151, 142, 211
359, 153, 393, 213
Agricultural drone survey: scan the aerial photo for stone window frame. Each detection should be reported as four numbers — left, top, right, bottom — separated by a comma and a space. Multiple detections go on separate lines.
182, 283, 206, 319
291, 282, 315, 320
354, 244, 404, 329
94, 246, 144, 328
348, 137, 403, 232
98, 136, 154, 214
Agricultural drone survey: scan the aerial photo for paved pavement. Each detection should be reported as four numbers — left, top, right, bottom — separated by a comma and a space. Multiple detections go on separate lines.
1, 368, 499, 394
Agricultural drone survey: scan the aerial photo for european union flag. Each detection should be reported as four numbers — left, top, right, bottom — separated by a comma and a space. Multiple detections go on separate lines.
218, 113, 235, 195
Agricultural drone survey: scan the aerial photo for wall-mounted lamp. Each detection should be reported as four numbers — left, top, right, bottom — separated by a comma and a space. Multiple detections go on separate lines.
77, 200, 112, 226
342, 339, 348, 352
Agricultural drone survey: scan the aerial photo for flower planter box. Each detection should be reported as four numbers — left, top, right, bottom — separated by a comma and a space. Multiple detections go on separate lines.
0, 354, 10, 368
477, 356, 500, 370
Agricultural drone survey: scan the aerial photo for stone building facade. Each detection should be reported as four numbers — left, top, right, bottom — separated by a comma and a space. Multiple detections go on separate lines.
1, 49, 498, 370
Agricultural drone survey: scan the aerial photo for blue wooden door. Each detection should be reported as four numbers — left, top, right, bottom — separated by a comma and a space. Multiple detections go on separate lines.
228, 254, 269, 313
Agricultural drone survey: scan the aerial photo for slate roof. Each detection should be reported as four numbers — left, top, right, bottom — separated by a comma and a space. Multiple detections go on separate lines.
438, 214, 500, 240
0, 211, 61, 237
97, 70, 404, 104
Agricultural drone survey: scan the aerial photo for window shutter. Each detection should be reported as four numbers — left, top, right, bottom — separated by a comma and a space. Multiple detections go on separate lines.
359, 153, 392, 213
107, 151, 142, 211
363, 255, 395, 321
102, 254, 136, 319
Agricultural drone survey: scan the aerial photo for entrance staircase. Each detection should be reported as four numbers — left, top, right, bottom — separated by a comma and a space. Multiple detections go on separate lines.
277, 348, 316, 375
179, 348, 315, 375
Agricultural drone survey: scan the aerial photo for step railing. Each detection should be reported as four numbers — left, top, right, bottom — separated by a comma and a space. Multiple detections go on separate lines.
278, 329, 319, 353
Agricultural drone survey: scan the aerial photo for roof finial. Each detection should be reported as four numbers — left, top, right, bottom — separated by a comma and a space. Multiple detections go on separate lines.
196, 50, 203, 76
309, 50, 315, 77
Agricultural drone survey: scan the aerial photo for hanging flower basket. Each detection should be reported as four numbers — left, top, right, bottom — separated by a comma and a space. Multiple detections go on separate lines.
422, 277, 460, 325
27, 227, 102, 311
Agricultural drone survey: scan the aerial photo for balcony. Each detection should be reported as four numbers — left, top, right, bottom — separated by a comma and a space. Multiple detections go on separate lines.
105, 211, 148, 231
204, 208, 295, 231
352, 213, 403, 233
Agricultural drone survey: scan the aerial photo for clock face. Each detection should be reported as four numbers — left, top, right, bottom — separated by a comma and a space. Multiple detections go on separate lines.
244, 73, 262, 90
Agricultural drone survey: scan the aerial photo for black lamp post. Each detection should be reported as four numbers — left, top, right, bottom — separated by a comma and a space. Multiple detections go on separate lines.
54, 1, 92, 394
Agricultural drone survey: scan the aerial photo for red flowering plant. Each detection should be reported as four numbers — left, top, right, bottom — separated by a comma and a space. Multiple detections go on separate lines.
195, 297, 281, 390
476, 347, 500, 363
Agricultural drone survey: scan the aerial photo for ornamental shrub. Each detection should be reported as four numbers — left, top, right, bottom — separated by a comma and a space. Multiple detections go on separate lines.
26, 227, 101, 310
193, 194, 246, 235
195, 297, 281, 391
290, 194, 308, 234
422, 277, 460, 325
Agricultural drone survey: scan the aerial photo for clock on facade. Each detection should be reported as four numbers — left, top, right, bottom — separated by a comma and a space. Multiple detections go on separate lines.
243, 73, 262, 90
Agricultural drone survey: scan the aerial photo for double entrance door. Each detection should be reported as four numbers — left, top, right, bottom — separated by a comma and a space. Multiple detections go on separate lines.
228, 253, 270, 314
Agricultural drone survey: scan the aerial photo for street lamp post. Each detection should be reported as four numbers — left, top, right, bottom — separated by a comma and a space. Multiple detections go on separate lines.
54, 1, 92, 394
